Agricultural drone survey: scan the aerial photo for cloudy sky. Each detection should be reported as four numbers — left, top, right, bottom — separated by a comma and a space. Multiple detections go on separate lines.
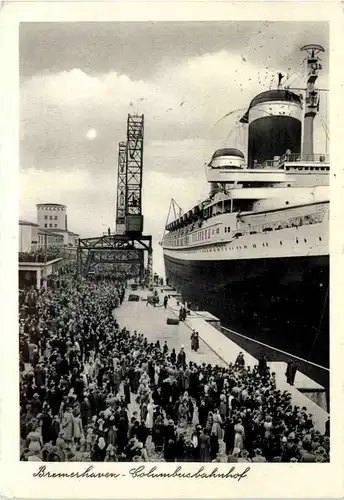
20, 21, 329, 275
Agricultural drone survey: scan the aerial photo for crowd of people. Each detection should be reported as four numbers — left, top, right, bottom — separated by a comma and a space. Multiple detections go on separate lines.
19, 266, 330, 463
19, 249, 63, 263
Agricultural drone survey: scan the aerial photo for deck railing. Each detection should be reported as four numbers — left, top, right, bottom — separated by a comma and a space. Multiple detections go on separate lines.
258, 153, 330, 169
279, 153, 330, 164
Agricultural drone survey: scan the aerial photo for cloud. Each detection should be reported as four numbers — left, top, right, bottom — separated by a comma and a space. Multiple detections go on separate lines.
21, 49, 285, 173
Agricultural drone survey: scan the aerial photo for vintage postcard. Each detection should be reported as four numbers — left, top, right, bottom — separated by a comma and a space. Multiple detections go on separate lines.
0, 0, 343, 498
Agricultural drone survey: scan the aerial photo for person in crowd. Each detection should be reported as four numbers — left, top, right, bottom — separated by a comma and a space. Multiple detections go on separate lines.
286, 360, 297, 385
258, 354, 268, 377
199, 428, 211, 462
177, 346, 186, 368
19, 264, 330, 463
190, 331, 199, 352
251, 448, 267, 463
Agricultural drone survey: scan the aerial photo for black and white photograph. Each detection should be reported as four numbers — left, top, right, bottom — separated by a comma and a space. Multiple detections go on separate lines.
16, 18, 332, 467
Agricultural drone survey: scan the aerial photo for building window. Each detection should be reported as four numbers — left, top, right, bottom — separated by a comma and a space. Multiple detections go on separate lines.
54, 216, 57, 220
50, 223, 52, 228
45, 224, 47, 228
44, 215, 48, 220
54, 224, 57, 228
49, 216, 52, 220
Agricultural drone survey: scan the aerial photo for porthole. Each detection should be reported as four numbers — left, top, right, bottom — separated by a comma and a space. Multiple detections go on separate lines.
286, 201, 289, 205
280, 241, 282, 245
304, 238, 307, 243
319, 237, 322, 241
296, 239, 299, 244
266, 243, 268, 247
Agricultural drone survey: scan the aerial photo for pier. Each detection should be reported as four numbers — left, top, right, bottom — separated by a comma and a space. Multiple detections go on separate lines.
116, 286, 328, 434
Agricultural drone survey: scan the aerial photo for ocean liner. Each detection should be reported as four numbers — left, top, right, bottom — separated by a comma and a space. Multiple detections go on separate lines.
161, 45, 329, 367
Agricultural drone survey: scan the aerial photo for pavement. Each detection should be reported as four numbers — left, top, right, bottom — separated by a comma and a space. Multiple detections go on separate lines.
114, 289, 227, 368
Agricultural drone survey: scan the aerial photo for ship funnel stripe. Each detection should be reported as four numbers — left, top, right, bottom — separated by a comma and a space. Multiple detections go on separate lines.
249, 101, 303, 124
249, 89, 302, 108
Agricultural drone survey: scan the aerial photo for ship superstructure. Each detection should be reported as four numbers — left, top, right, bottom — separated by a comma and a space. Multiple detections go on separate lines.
161, 45, 329, 366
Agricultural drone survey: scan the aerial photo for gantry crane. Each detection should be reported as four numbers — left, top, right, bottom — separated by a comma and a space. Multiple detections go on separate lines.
77, 114, 153, 285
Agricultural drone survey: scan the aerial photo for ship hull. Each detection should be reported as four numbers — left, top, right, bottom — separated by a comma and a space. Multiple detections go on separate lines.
164, 253, 329, 367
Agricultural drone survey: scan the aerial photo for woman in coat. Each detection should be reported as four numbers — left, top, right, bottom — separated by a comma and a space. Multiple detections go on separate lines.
177, 401, 189, 428
62, 407, 74, 443
152, 415, 164, 452
210, 430, 219, 461
107, 421, 118, 447
219, 394, 227, 421
92, 436, 107, 462
105, 444, 118, 462
199, 429, 211, 462
223, 417, 235, 455
212, 409, 223, 440
233, 418, 245, 451
154, 365, 160, 387
145, 399, 155, 430
72, 410, 83, 446
206, 411, 214, 433
164, 439, 176, 462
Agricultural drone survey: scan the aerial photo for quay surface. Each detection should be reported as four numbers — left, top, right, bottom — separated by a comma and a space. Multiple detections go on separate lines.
114, 286, 329, 434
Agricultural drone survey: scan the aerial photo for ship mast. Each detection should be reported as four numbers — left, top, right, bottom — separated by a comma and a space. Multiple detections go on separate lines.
300, 44, 325, 156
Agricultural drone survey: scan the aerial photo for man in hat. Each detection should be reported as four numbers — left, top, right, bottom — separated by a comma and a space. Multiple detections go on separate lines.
191, 424, 202, 461
227, 447, 240, 462
258, 355, 267, 377
251, 448, 266, 463
198, 399, 208, 429
238, 449, 251, 463
286, 359, 297, 385
235, 352, 245, 369
177, 346, 186, 368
